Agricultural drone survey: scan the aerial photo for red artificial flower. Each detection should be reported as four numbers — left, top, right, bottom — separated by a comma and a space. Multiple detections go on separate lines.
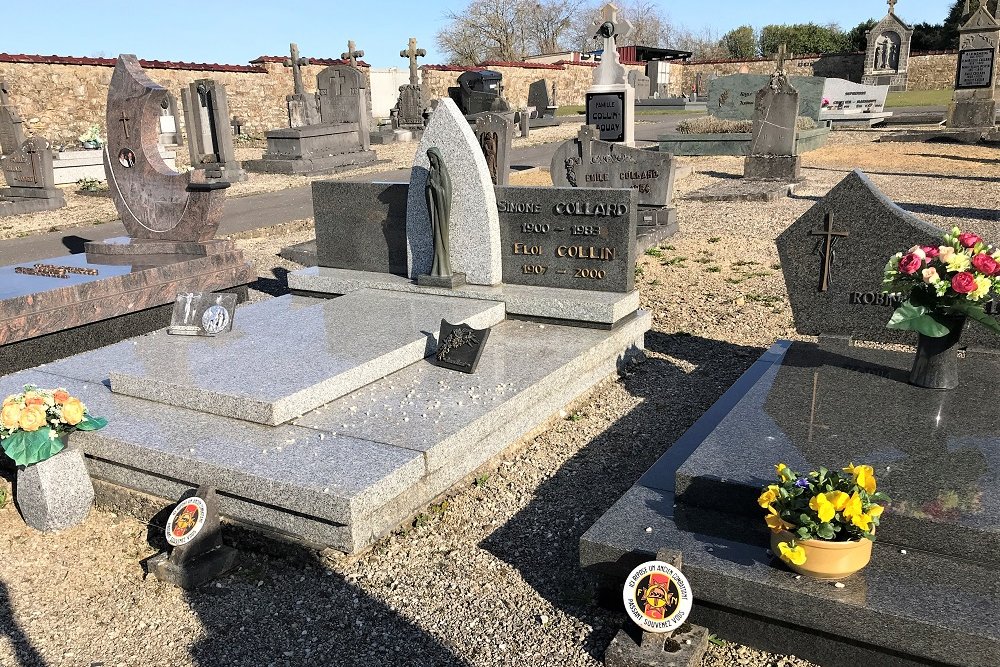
898, 253, 923, 276
922, 245, 940, 259
958, 233, 982, 249
952, 272, 977, 294
971, 253, 1000, 277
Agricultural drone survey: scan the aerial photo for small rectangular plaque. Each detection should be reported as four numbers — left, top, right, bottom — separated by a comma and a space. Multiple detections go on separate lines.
434, 319, 490, 374
586, 92, 626, 142
167, 292, 237, 337
956, 48, 995, 89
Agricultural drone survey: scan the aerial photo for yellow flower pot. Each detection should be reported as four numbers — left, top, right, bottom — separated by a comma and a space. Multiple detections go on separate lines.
770, 531, 873, 580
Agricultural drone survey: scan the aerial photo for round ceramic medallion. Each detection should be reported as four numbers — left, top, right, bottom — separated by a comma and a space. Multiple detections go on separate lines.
165, 496, 207, 547
622, 561, 693, 633
201, 304, 231, 334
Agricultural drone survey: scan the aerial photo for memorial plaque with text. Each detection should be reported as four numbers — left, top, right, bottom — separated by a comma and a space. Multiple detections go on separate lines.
496, 186, 636, 293
586, 92, 626, 142
956, 49, 995, 89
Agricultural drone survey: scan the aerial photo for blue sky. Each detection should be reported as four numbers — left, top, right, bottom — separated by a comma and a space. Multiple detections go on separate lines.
3, 1, 951, 68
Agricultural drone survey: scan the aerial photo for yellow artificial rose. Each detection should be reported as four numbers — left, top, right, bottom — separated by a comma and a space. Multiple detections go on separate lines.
765, 507, 794, 533
945, 252, 972, 273
1, 402, 21, 429
921, 267, 940, 284
777, 541, 807, 566
775, 463, 793, 482
18, 405, 47, 432
844, 464, 876, 494
60, 398, 85, 426
758, 485, 779, 509
809, 493, 836, 523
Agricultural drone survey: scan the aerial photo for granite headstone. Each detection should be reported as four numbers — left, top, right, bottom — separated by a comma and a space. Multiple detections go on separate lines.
708, 74, 825, 121
947, 6, 1000, 130
821, 78, 889, 113
527, 79, 557, 118
0, 80, 27, 156
313, 181, 409, 275
181, 79, 246, 183
473, 112, 513, 185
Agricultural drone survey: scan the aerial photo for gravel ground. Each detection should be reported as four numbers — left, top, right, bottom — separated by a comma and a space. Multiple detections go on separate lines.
0, 130, 994, 667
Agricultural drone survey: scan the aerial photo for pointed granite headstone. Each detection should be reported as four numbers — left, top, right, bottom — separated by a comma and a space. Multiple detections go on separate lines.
406, 98, 501, 286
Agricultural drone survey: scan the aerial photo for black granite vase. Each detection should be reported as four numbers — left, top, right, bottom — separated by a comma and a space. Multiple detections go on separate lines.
909, 316, 966, 390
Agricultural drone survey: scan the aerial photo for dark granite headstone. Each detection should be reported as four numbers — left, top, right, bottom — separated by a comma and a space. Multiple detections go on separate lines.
527, 79, 556, 118
102, 55, 230, 244
473, 112, 513, 186
777, 169, 1000, 349
496, 185, 637, 293
147, 486, 238, 589
434, 319, 490, 373
708, 74, 825, 121
181, 79, 246, 183
313, 181, 409, 275
586, 91, 627, 142
550, 125, 676, 208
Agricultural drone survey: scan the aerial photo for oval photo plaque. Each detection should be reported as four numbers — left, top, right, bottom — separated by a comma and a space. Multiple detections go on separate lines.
622, 560, 693, 633
165, 496, 208, 547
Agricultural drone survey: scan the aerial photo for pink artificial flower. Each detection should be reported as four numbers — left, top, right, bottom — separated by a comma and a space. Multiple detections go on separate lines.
952, 272, 977, 294
898, 253, 923, 276
971, 253, 1000, 277
959, 233, 982, 249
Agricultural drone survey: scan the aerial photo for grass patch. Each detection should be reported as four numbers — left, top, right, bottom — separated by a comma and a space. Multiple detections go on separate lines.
885, 89, 951, 108
662, 256, 688, 266
770, 262, 782, 270
676, 116, 815, 134
705, 266, 722, 273
694, 257, 713, 264
708, 236, 721, 243
725, 276, 745, 284
746, 293, 783, 305
645, 247, 664, 257
556, 105, 585, 116
732, 260, 759, 267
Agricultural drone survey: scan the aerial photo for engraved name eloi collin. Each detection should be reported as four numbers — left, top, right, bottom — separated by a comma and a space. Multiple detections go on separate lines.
501, 200, 626, 271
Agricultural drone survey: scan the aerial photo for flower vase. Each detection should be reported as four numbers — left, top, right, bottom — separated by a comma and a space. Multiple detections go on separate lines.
909, 316, 966, 390
15, 435, 94, 532
771, 532, 872, 580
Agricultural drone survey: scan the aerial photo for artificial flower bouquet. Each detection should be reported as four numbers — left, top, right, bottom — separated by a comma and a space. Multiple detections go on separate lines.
883, 227, 1000, 338
760, 463, 890, 567
0, 385, 107, 467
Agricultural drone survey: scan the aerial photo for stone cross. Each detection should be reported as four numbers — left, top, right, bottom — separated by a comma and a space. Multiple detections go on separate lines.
401, 38, 426, 87
284, 43, 311, 96
774, 44, 789, 76
810, 212, 849, 293
888, 0, 897, 14
594, 3, 634, 41
341, 40, 364, 69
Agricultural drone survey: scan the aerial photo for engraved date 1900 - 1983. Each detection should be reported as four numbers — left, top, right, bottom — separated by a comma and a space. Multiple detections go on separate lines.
519, 222, 602, 236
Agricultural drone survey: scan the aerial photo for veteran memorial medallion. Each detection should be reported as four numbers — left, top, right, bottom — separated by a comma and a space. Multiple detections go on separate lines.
166, 496, 208, 547
623, 560, 693, 634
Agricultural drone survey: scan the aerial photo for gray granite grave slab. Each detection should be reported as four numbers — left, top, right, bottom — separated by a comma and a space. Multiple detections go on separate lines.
0, 370, 424, 532
777, 169, 1000, 349
708, 74, 825, 121
43, 291, 504, 426
288, 266, 640, 326
550, 125, 676, 208
313, 181, 408, 274
296, 313, 649, 472
496, 185, 636, 292
406, 98, 502, 286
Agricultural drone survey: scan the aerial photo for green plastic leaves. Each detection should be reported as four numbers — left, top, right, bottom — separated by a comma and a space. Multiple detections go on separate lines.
1, 427, 66, 467
887, 302, 952, 337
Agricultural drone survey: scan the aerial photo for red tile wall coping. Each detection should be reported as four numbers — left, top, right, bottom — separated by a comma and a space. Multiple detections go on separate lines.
684, 49, 959, 66
0, 52, 369, 72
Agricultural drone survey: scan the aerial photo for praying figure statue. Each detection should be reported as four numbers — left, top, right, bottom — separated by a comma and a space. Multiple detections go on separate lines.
426, 147, 453, 278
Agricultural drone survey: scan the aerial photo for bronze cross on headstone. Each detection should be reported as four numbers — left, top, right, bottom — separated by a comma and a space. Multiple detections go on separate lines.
400, 37, 426, 87
284, 42, 311, 96
118, 110, 131, 139
341, 40, 364, 69
810, 212, 849, 293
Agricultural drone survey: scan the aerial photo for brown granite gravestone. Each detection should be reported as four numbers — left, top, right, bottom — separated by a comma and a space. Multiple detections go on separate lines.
101, 55, 230, 246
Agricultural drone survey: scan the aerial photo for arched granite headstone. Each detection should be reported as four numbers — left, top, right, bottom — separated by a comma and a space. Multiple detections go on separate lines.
406, 98, 501, 286
103, 55, 229, 242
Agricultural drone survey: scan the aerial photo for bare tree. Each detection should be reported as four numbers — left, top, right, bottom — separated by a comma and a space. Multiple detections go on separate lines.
437, 0, 529, 65
523, 1, 583, 55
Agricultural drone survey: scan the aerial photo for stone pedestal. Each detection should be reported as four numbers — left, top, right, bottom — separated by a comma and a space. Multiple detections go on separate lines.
16, 447, 94, 532
744, 155, 802, 181
245, 124, 377, 176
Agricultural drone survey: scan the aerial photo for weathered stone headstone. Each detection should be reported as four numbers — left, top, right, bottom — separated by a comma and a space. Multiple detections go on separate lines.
181, 79, 246, 183
745, 48, 802, 182
627, 70, 651, 100
100, 55, 230, 245
708, 73, 825, 121
862, 0, 914, 91
473, 112, 513, 185
527, 79, 557, 118
773, 169, 1000, 346
313, 181, 409, 275
0, 80, 27, 156
947, 5, 999, 129
394, 37, 427, 130
316, 64, 372, 151
283, 42, 318, 127
496, 185, 637, 293
449, 70, 510, 116
406, 98, 501, 286
586, 3, 635, 145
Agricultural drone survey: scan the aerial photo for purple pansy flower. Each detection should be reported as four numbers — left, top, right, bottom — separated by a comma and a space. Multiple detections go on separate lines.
795, 478, 809, 489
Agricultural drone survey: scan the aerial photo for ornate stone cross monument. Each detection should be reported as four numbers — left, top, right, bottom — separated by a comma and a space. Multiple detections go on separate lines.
585, 3, 636, 145
401, 38, 426, 87
284, 43, 311, 97
341, 40, 364, 69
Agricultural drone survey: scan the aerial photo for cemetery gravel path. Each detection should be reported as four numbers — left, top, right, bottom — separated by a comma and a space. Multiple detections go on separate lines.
3, 130, 994, 667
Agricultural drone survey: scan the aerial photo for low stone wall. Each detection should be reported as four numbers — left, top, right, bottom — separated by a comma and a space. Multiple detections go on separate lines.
905, 52, 961, 91
0, 53, 369, 146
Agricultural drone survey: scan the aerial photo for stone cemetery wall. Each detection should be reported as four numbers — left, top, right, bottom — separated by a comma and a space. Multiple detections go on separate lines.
421, 60, 654, 108
0, 53, 371, 145
681, 51, 963, 94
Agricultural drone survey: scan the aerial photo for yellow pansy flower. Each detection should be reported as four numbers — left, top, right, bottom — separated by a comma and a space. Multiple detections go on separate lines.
775, 463, 794, 482
764, 507, 794, 533
868, 505, 884, 519
826, 491, 850, 511
758, 485, 779, 509
777, 541, 807, 566
809, 493, 836, 523
851, 512, 874, 531
842, 492, 864, 521
844, 464, 876, 494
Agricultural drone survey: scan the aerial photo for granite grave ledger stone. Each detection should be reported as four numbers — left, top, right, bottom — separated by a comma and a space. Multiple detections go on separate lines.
181, 79, 246, 183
